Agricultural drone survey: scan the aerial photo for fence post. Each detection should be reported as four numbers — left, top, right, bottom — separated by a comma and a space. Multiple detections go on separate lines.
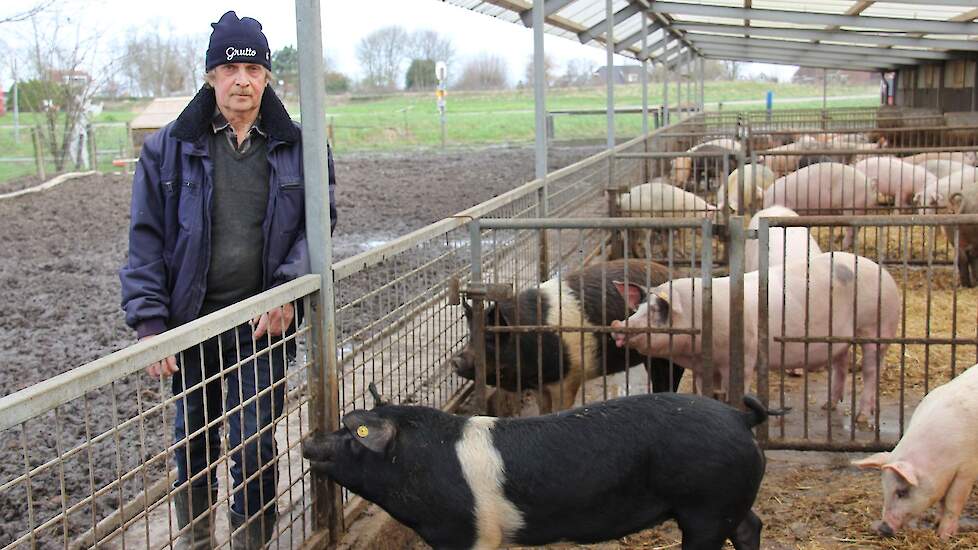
126, 122, 134, 159
727, 217, 745, 408
32, 128, 46, 180
295, 0, 343, 543
700, 218, 714, 400
755, 218, 770, 444
469, 219, 488, 414
87, 124, 98, 171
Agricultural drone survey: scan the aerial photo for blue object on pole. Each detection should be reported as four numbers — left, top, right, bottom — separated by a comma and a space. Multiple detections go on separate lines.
766, 91, 773, 112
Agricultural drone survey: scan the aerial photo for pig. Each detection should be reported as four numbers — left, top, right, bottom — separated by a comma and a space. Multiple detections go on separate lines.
671, 141, 741, 188
920, 159, 971, 179
763, 162, 877, 248
450, 260, 685, 413
852, 157, 936, 207
948, 185, 978, 288
719, 164, 775, 212
617, 181, 718, 259
304, 383, 779, 550
913, 170, 978, 214
611, 252, 900, 424
852, 364, 978, 539
759, 138, 822, 176
904, 151, 977, 166
744, 206, 822, 273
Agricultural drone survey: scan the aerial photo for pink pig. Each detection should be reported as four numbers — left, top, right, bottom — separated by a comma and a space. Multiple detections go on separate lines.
611, 252, 899, 423
853, 364, 978, 539
853, 157, 936, 207
763, 162, 877, 248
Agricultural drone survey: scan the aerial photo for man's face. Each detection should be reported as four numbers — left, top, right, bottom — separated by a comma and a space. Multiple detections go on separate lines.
211, 63, 266, 117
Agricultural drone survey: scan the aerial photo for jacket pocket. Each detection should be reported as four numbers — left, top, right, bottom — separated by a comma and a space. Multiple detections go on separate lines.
177, 181, 203, 234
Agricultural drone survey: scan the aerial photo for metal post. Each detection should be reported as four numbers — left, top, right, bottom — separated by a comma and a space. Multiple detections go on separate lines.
605, 0, 614, 151
756, 218, 771, 443
295, 0, 342, 542
727, 217, 745, 407
822, 68, 827, 110
662, 36, 670, 125
469, 220, 488, 414
685, 50, 691, 113
533, 0, 549, 281
32, 128, 45, 180
699, 218, 714, 399
640, 14, 650, 183
640, 12, 649, 138
697, 55, 704, 111
675, 47, 682, 119
13, 77, 19, 144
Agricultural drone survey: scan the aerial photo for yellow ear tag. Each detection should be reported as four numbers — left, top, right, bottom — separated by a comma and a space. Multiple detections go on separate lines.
356, 426, 369, 438
656, 291, 669, 302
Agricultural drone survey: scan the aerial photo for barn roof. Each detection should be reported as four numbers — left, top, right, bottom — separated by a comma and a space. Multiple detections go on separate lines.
129, 96, 193, 130
443, 0, 978, 72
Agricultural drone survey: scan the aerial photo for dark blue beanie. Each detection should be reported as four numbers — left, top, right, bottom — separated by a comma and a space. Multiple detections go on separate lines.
206, 11, 271, 72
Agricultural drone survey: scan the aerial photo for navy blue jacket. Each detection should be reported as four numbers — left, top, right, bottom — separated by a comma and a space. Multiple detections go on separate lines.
120, 85, 336, 339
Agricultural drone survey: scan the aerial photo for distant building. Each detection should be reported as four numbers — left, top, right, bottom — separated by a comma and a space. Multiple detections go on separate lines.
791, 68, 876, 85
48, 69, 92, 87
594, 65, 650, 85
129, 96, 193, 153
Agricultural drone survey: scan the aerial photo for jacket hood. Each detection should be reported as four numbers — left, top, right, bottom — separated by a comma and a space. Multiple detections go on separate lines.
170, 84, 300, 144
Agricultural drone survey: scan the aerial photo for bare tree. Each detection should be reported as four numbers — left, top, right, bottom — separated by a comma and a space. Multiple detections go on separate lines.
558, 58, 598, 87
721, 61, 742, 81
356, 25, 409, 91
0, 0, 54, 25
456, 54, 508, 90
24, 9, 110, 171
410, 29, 453, 64
120, 22, 200, 97
523, 53, 557, 87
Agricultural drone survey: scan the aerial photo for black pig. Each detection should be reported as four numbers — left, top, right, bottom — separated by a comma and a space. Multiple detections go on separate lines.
303, 385, 778, 550
450, 259, 684, 413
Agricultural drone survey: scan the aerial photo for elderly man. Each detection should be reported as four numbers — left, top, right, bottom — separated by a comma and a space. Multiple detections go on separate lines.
120, 11, 336, 549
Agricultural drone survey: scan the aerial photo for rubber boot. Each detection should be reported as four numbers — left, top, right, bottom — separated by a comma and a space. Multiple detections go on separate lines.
229, 507, 277, 550
174, 483, 217, 550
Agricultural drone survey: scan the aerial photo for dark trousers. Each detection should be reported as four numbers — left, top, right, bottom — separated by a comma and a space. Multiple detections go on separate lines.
172, 324, 288, 517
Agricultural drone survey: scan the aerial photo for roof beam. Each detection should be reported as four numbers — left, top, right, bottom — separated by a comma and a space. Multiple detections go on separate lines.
639, 32, 682, 61
696, 46, 897, 70
672, 22, 978, 51
578, 2, 641, 43
647, 2, 978, 34
519, 0, 577, 27
875, 0, 978, 6
686, 33, 954, 61
615, 20, 664, 52
703, 53, 884, 71
695, 44, 903, 67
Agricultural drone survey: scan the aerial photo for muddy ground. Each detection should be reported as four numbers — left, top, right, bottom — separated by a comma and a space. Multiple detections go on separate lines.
0, 144, 599, 546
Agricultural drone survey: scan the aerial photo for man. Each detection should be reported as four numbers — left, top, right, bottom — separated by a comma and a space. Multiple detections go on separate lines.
120, 11, 336, 549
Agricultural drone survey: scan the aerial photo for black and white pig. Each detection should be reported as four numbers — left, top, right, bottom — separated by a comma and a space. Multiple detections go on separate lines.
450, 259, 684, 413
303, 385, 779, 550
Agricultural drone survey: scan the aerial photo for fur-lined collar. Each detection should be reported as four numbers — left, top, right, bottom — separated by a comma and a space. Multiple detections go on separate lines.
171, 85, 300, 144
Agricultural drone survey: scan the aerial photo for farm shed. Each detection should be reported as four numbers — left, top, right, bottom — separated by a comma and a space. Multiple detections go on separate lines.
128, 95, 192, 152
4, 1, 978, 549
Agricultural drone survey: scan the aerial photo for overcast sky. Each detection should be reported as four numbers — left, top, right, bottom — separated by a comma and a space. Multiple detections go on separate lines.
0, 0, 795, 88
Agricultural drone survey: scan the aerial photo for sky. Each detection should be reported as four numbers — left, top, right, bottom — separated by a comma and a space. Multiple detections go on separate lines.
0, 0, 797, 88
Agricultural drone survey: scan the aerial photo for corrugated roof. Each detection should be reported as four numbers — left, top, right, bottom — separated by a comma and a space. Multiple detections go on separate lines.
444, 0, 978, 71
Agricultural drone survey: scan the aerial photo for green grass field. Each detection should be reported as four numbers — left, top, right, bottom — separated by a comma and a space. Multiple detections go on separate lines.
0, 81, 879, 185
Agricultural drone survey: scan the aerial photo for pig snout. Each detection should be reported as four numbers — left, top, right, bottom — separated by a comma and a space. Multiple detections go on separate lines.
873, 520, 895, 537
610, 320, 628, 348
302, 433, 336, 464
450, 349, 476, 380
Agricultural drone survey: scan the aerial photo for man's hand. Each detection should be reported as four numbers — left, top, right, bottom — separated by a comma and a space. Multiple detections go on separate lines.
252, 302, 295, 339
140, 335, 178, 378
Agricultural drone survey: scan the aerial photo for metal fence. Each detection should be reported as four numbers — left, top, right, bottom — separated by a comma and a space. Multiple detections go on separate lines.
5, 106, 978, 548
0, 276, 324, 549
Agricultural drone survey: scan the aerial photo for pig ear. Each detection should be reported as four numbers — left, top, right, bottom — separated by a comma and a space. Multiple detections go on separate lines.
851, 452, 891, 470
367, 382, 389, 408
613, 280, 647, 312
462, 300, 472, 319
486, 303, 508, 327
949, 192, 964, 213
342, 411, 397, 454
883, 461, 919, 487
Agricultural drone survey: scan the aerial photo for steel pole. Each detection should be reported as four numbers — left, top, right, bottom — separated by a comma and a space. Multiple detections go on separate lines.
295, 0, 343, 542
606, 0, 615, 150
641, 12, 649, 137
533, 0, 549, 279
662, 35, 670, 125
